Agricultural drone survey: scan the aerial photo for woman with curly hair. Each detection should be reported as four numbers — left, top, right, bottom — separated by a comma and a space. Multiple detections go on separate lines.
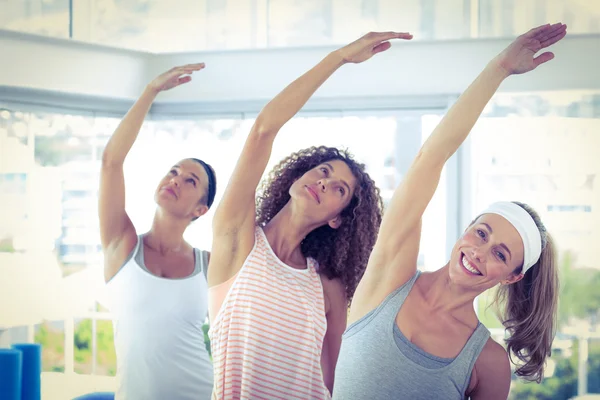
207, 31, 412, 399
332, 23, 567, 400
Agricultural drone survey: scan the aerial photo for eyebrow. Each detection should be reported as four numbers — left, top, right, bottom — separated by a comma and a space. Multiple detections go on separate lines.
481, 222, 512, 260
323, 162, 351, 195
172, 165, 200, 183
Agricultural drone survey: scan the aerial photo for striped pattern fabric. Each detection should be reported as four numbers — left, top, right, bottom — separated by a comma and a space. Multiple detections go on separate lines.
209, 226, 330, 400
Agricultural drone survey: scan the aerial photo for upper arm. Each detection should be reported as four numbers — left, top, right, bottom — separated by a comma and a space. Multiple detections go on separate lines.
349, 219, 421, 324
468, 340, 512, 400
320, 277, 347, 395
209, 125, 278, 285
365, 64, 508, 290
370, 152, 444, 275
351, 149, 445, 315
211, 127, 273, 235
99, 163, 137, 282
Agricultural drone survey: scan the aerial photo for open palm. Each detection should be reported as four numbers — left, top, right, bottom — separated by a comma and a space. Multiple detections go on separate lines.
148, 63, 205, 92
497, 23, 567, 75
336, 31, 413, 64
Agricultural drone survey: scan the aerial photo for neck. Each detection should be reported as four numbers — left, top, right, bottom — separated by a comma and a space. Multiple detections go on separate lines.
145, 209, 190, 254
422, 265, 480, 314
263, 202, 322, 265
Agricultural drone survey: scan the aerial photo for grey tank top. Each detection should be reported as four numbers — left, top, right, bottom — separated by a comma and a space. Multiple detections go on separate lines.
332, 271, 490, 400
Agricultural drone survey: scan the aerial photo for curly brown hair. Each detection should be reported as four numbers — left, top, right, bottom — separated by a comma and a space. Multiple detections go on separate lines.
256, 146, 384, 302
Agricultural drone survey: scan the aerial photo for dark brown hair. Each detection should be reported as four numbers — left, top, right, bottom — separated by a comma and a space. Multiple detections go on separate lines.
256, 146, 383, 302
189, 158, 217, 222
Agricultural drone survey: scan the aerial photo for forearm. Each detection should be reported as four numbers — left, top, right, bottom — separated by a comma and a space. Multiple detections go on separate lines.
102, 86, 158, 166
255, 51, 346, 134
421, 60, 509, 162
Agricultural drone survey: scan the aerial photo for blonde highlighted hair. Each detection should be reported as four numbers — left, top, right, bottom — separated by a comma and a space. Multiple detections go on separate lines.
492, 201, 559, 383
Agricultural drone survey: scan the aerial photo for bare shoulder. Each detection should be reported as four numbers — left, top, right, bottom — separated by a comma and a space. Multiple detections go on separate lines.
468, 338, 512, 399
478, 338, 511, 371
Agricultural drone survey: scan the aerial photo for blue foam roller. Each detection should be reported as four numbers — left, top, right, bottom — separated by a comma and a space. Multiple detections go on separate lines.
11, 343, 41, 400
0, 349, 23, 400
73, 393, 115, 400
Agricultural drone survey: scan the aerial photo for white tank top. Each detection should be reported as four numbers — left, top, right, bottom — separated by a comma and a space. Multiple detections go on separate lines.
105, 235, 214, 400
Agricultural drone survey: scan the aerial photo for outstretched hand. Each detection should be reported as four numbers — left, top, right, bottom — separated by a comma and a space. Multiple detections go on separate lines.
495, 23, 567, 75
336, 31, 413, 64
148, 63, 205, 93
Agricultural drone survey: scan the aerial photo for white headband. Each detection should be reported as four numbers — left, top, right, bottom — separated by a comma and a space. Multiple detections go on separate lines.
479, 201, 542, 273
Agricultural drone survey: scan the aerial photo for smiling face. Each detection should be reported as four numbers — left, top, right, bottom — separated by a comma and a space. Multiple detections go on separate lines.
288, 159, 358, 229
448, 213, 526, 293
154, 158, 210, 221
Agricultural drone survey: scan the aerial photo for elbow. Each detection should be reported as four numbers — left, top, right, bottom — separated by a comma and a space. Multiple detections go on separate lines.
101, 148, 123, 168
413, 147, 447, 170
251, 116, 279, 140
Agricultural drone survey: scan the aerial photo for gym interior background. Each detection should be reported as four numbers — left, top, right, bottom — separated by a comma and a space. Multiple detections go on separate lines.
0, 0, 599, 398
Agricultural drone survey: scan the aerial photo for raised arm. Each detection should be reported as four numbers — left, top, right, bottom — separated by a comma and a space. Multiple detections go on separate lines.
99, 63, 204, 282
209, 32, 412, 286
353, 23, 567, 314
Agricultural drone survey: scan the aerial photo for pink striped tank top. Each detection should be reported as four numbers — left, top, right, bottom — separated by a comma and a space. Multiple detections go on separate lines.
208, 226, 330, 400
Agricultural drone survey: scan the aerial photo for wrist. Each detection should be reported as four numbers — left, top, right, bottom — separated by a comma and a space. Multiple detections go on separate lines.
328, 49, 348, 67
487, 57, 512, 80
143, 84, 161, 97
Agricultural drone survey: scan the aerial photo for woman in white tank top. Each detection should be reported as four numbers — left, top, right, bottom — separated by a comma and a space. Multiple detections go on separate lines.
99, 64, 217, 399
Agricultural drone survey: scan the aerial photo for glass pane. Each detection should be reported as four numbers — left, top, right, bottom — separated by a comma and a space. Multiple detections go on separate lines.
479, 0, 600, 37
95, 319, 117, 376
271, 0, 470, 48
72, 0, 471, 51
268, 0, 332, 47
82, 0, 256, 52
35, 322, 66, 373
420, 113, 447, 270
74, 318, 92, 374
0, 0, 70, 38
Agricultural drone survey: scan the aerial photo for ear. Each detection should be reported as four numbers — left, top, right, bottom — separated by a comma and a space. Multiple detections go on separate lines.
502, 272, 524, 286
328, 215, 343, 230
192, 204, 209, 220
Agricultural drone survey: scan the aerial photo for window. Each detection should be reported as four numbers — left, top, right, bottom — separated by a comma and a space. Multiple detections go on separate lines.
1, 103, 424, 398
547, 205, 592, 213
0, 0, 70, 39
469, 91, 600, 393
479, 0, 600, 38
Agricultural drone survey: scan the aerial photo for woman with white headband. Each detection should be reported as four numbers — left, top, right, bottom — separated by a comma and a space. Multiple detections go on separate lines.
332, 23, 566, 400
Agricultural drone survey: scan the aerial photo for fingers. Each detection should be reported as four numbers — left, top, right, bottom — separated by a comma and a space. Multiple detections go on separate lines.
365, 31, 413, 43
540, 25, 567, 48
169, 63, 205, 76
177, 76, 192, 85
525, 22, 566, 43
533, 51, 554, 67
523, 23, 552, 38
372, 41, 392, 55
181, 62, 205, 70
536, 23, 565, 41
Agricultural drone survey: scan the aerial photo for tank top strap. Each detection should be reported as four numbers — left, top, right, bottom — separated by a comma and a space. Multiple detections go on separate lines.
452, 322, 491, 383
132, 234, 145, 265
344, 270, 421, 339
388, 270, 421, 315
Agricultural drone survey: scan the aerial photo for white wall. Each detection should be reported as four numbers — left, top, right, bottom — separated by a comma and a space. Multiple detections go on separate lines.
0, 30, 150, 100
1, 29, 599, 113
